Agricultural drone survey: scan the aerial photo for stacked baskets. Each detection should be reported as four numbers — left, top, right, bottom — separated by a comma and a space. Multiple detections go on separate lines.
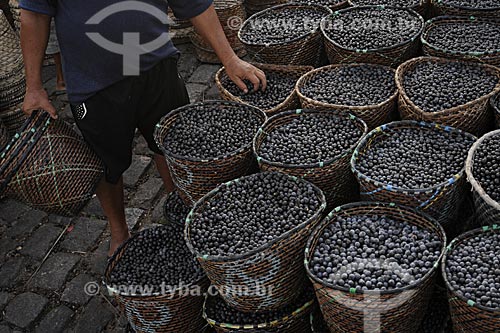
305, 202, 446, 333
191, 0, 246, 63
430, 0, 500, 18
465, 129, 500, 227
215, 63, 313, 115
154, 101, 266, 206
0, 111, 103, 216
238, 4, 332, 66
7, 0, 20, 31
295, 64, 398, 129
396, 57, 500, 135
253, 109, 367, 208
185, 172, 326, 312
351, 121, 477, 233
320, 6, 424, 67
422, 16, 500, 66
492, 92, 500, 129
168, 9, 194, 45
243, 0, 288, 17
0, 120, 8, 148
442, 226, 500, 333
0, 9, 26, 135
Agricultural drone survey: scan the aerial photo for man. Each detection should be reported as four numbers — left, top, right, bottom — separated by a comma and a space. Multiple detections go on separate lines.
19, 0, 266, 256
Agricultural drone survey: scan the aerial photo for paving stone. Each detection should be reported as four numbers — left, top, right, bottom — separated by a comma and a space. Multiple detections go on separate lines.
83, 196, 105, 218
125, 208, 144, 231
186, 83, 207, 102
150, 195, 168, 225
35, 305, 74, 333
0, 200, 30, 223
133, 135, 153, 157
59, 104, 74, 122
0, 293, 9, 311
60, 217, 107, 252
61, 274, 94, 305
21, 224, 63, 260
0, 239, 17, 264
129, 178, 163, 208
0, 325, 12, 333
123, 155, 151, 188
6, 210, 46, 238
89, 239, 110, 276
4, 292, 48, 328
73, 298, 114, 333
188, 64, 220, 84
178, 53, 199, 80
47, 214, 73, 227
31, 253, 80, 291
0, 257, 26, 288
204, 83, 221, 100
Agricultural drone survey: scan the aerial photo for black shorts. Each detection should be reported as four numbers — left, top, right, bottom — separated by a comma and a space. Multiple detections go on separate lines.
71, 57, 189, 184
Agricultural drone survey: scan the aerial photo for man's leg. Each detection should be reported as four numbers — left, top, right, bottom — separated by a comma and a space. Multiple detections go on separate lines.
95, 177, 130, 256
154, 154, 175, 193
53, 52, 66, 91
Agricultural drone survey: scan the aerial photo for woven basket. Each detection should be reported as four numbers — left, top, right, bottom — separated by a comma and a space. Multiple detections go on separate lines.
105, 227, 210, 333
310, 307, 330, 332
431, 0, 500, 18
422, 16, 500, 66
185, 172, 327, 312
244, 0, 288, 17
396, 56, 500, 136
305, 202, 447, 333
441, 225, 500, 333
203, 293, 315, 332
154, 100, 266, 207
163, 191, 189, 226
348, 0, 428, 16
465, 129, 500, 228
215, 63, 313, 115
321, 6, 424, 67
295, 0, 349, 11
238, 4, 332, 67
351, 121, 477, 233
491, 92, 500, 129
0, 103, 26, 136
0, 119, 8, 148
7, 0, 20, 31
296, 64, 398, 129
0, 10, 23, 82
0, 111, 103, 216
254, 109, 367, 209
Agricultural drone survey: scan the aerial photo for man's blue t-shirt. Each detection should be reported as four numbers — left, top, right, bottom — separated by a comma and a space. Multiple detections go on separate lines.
19, 0, 212, 103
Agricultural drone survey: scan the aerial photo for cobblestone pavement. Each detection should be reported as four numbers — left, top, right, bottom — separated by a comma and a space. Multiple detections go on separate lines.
0, 43, 220, 333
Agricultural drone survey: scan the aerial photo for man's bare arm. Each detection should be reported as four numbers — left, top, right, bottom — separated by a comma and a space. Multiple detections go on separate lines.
20, 9, 57, 118
190, 5, 266, 93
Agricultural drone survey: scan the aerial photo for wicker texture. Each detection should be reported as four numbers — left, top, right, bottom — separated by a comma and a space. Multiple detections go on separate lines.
442, 225, 500, 333
0, 103, 26, 136
396, 57, 500, 136
154, 101, 266, 207
465, 129, 500, 228
422, 16, 500, 66
492, 92, 500, 129
0, 111, 103, 216
348, 0, 428, 16
244, 0, 288, 17
253, 109, 367, 209
305, 202, 447, 333
191, 0, 246, 63
203, 294, 315, 332
215, 63, 313, 115
185, 173, 326, 313
105, 231, 210, 333
351, 121, 477, 233
321, 6, 424, 67
296, 64, 398, 129
7, 0, 20, 31
238, 4, 332, 67
0, 120, 8, 148
431, 0, 500, 18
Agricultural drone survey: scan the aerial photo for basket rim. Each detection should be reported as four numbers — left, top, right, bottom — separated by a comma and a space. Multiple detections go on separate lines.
395, 56, 500, 117
238, 3, 332, 47
465, 129, 500, 212
491, 91, 500, 115
202, 292, 315, 329
441, 224, 500, 313
153, 100, 267, 163
432, 0, 500, 12
253, 108, 368, 169
320, 5, 424, 53
350, 120, 477, 194
295, 63, 398, 111
215, 62, 314, 114
421, 16, 500, 57
103, 225, 208, 298
184, 171, 327, 262
348, 0, 424, 8
304, 201, 447, 296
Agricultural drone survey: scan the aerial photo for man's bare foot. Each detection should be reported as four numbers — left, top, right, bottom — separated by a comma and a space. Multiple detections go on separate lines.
108, 231, 131, 257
